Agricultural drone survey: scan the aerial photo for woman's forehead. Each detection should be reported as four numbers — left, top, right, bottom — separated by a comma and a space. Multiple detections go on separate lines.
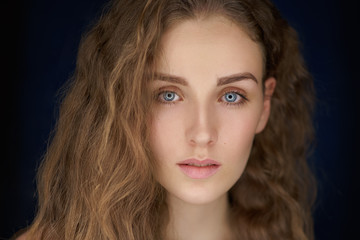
156, 16, 264, 84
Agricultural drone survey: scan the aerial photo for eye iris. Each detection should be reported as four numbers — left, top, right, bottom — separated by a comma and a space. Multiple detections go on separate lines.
163, 92, 175, 101
225, 93, 237, 102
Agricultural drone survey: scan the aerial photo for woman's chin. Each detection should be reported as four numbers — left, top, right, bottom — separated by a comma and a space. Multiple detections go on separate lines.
167, 188, 228, 206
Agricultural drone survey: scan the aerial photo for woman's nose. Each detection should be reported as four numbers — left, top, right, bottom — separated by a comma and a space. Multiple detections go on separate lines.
185, 103, 218, 147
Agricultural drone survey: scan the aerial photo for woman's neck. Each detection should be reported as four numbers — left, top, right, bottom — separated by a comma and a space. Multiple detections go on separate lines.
165, 193, 232, 240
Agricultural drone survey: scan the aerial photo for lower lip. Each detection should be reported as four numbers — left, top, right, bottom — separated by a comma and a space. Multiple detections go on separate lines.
178, 164, 220, 179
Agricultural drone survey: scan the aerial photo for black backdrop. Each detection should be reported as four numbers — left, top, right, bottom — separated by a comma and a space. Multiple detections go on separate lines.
2, 0, 359, 239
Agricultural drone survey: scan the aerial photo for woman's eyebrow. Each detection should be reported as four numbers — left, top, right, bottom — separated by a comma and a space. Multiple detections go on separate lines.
153, 72, 258, 86
217, 72, 258, 86
153, 72, 188, 86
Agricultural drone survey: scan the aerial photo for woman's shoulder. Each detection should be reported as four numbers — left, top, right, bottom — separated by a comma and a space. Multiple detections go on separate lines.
16, 233, 27, 240
12, 231, 28, 240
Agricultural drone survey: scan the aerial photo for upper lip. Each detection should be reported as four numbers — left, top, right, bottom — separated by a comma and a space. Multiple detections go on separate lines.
177, 158, 221, 166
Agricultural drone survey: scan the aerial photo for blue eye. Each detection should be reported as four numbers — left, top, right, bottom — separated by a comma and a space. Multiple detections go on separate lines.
219, 91, 247, 106
160, 91, 180, 102
223, 92, 239, 103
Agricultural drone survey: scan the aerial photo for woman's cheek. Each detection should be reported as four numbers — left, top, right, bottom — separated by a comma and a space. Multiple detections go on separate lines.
150, 105, 185, 154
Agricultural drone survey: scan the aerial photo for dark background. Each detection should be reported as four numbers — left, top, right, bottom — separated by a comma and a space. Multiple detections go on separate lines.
1, 0, 359, 239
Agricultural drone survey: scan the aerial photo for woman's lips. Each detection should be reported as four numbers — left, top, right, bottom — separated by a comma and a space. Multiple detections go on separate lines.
177, 159, 221, 179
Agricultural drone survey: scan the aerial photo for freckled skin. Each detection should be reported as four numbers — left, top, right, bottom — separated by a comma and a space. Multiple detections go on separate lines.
150, 16, 275, 205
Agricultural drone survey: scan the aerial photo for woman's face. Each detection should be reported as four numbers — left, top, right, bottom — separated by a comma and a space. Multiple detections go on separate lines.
149, 16, 275, 205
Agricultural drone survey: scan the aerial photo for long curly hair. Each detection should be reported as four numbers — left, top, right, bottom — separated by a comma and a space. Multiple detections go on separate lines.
25, 0, 316, 239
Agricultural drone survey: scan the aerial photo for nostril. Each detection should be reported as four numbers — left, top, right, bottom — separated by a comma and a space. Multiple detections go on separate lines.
188, 132, 217, 147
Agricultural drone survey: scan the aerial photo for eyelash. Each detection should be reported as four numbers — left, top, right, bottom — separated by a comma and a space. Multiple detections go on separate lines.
154, 88, 248, 106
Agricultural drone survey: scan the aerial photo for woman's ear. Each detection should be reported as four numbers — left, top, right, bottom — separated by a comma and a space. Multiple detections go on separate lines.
255, 77, 276, 133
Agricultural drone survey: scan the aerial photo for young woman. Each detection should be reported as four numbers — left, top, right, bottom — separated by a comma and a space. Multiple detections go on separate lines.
18, 0, 316, 239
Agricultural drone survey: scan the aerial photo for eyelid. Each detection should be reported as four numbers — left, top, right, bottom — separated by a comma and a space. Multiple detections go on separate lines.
219, 87, 247, 98
157, 85, 182, 92
157, 86, 184, 98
